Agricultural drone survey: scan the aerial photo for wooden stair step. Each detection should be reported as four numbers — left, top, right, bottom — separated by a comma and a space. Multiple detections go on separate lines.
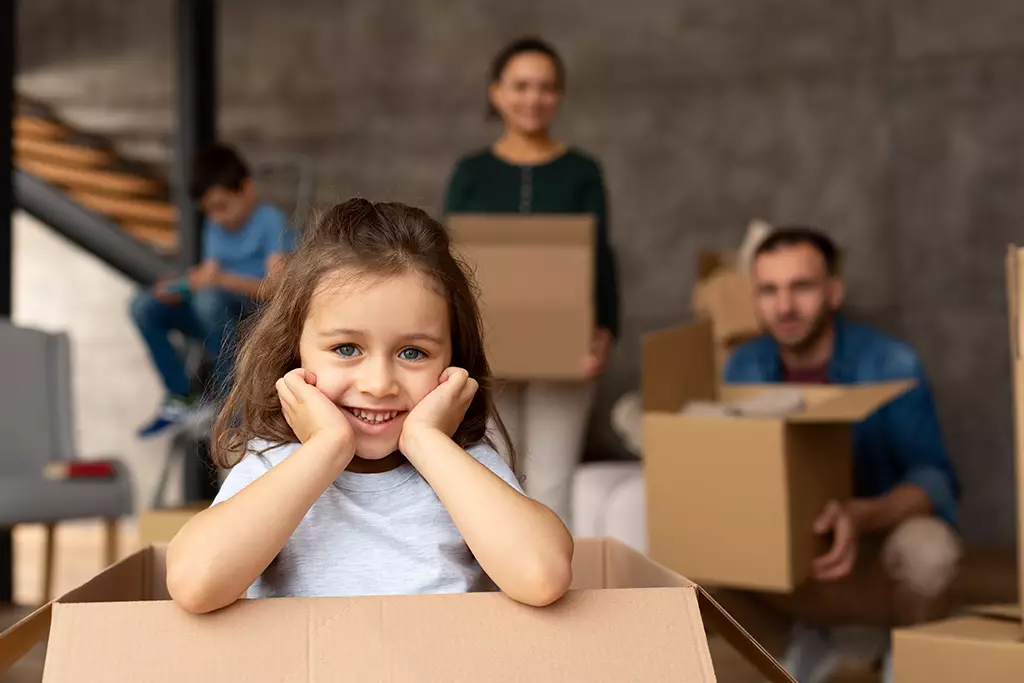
14, 137, 116, 168
121, 223, 178, 253
17, 156, 165, 197
14, 115, 70, 140
68, 189, 177, 225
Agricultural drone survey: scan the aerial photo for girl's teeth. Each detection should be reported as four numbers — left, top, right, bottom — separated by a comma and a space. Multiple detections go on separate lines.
354, 409, 397, 424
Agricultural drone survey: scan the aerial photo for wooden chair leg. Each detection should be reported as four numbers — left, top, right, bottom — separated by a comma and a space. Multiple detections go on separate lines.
43, 523, 56, 604
103, 519, 118, 567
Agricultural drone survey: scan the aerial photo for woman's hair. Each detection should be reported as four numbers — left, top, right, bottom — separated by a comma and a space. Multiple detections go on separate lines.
486, 36, 565, 119
212, 198, 514, 470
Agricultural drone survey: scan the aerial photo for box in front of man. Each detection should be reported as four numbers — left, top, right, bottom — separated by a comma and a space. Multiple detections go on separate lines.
642, 319, 912, 593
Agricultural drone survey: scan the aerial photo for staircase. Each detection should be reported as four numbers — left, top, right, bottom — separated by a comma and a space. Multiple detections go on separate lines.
13, 95, 178, 285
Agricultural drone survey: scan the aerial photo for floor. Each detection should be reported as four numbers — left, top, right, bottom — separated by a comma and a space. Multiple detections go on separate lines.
0, 522, 880, 683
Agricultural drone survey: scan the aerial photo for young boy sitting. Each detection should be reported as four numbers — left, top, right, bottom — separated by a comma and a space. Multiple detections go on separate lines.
131, 144, 294, 437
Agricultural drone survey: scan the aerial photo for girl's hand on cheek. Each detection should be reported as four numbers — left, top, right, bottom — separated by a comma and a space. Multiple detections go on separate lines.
399, 367, 478, 454
276, 369, 355, 461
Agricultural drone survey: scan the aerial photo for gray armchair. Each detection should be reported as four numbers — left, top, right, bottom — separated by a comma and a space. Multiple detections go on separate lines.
0, 321, 133, 602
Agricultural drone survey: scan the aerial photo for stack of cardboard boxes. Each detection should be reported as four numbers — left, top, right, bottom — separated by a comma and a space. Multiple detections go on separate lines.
692, 251, 762, 372
890, 246, 1024, 679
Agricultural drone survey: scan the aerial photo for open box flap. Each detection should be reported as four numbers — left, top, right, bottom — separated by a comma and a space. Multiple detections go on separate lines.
967, 604, 1022, 622
696, 587, 795, 683
578, 539, 794, 683
0, 603, 52, 674
447, 214, 594, 245
786, 380, 915, 423
0, 545, 167, 676
642, 321, 718, 412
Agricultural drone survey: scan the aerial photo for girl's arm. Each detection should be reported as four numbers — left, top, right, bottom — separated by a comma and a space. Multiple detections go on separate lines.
166, 432, 350, 614
400, 370, 574, 607
167, 369, 355, 614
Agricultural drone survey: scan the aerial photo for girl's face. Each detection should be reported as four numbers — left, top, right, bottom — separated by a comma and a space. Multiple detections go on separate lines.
298, 269, 452, 460
489, 52, 562, 136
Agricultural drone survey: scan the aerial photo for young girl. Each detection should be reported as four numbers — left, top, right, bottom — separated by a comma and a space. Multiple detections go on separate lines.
166, 199, 574, 614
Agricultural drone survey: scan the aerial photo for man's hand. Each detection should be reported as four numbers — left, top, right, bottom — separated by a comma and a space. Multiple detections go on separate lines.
187, 261, 221, 290
582, 327, 614, 377
810, 500, 859, 581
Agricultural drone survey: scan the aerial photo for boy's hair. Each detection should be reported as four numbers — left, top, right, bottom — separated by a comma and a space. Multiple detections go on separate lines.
212, 198, 515, 470
189, 144, 251, 200
755, 226, 841, 275
486, 36, 565, 119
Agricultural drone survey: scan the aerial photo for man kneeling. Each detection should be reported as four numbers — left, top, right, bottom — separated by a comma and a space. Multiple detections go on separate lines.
724, 227, 961, 683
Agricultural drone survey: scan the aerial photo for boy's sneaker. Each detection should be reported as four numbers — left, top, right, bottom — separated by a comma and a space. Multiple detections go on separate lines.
777, 621, 841, 683
137, 394, 197, 438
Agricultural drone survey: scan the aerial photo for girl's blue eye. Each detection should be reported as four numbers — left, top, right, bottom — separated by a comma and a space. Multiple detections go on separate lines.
334, 344, 360, 358
399, 348, 426, 361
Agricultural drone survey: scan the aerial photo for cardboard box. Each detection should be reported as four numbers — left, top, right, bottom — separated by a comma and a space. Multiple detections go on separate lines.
692, 251, 761, 363
448, 214, 593, 381
0, 538, 794, 682
892, 246, 1024, 681
138, 504, 207, 546
642, 319, 913, 592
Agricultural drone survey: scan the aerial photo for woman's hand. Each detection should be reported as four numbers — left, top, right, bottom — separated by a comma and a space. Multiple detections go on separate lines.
582, 327, 614, 376
399, 367, 478, 456
276, 369, 354, 461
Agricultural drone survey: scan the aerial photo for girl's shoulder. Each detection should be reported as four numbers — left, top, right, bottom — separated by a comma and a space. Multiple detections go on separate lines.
212, 441, 300, 506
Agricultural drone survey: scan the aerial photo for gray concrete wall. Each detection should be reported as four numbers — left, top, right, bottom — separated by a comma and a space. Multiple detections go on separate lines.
16, 0, 1024, 547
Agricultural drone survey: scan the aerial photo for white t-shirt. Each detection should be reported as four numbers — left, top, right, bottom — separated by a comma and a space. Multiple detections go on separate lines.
213, 440, 522, 599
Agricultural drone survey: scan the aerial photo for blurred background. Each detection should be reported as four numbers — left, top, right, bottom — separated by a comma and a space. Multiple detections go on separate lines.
13, 0, 1021, 548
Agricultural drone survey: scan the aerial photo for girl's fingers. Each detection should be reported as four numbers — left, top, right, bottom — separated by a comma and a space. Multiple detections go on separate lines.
275, 377, 296, 406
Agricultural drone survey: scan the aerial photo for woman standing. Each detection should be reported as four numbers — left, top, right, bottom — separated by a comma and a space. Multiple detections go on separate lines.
444, 37, 619, 527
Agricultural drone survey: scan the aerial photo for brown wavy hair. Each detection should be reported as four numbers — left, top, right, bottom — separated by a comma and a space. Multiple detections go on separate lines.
212, 198, 514, 470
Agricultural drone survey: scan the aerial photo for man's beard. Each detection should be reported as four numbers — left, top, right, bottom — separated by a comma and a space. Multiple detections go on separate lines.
775, 308, 833, 356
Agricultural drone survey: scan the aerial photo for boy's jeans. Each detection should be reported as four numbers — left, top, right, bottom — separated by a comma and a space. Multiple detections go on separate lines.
130, 287, 253, 398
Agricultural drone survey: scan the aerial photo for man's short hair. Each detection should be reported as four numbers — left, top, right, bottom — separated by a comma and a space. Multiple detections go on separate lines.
189, 144, 250, 200
755, 226, 840, 275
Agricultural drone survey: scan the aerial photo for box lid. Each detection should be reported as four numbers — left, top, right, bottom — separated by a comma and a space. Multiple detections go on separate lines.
785, 380, 915, 423
2, 539, 793, 683
447, 214, 594, 246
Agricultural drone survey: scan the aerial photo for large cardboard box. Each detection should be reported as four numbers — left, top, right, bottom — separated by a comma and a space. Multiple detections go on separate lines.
448, 214, 593, 381
892, 246, 1024, 681
0, 538, 794, 682
642, 319, 913, 592
138, 504, 207, 546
